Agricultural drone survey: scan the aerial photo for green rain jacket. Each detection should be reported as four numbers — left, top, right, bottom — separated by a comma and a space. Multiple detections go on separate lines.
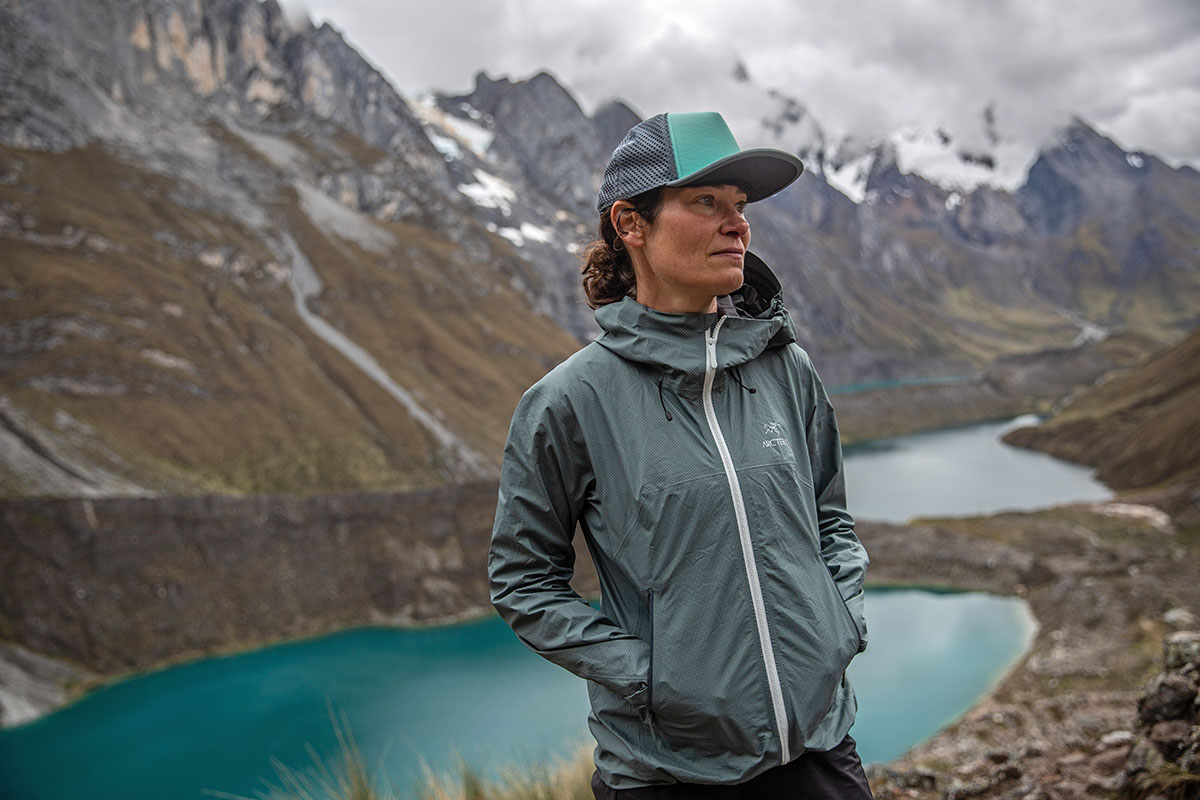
488, 258, 869, 788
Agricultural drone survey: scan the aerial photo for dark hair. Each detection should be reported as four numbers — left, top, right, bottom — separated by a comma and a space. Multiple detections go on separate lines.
580, 188, 664, 309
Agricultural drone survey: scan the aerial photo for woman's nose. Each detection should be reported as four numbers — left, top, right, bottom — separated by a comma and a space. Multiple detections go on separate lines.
722, 209, 750, 237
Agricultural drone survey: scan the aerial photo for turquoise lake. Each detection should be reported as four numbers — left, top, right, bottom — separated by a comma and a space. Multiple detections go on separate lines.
0, 590, 1034, 800
0, 415, 1080, 798
843, 414, 1111, 522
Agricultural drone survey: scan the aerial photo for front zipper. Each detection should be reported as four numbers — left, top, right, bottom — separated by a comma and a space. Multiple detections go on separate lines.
702, 318, 791, 765
646, 588, 655, 711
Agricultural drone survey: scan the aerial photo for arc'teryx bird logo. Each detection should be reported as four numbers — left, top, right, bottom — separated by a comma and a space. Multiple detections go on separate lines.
762, 421, 788, 449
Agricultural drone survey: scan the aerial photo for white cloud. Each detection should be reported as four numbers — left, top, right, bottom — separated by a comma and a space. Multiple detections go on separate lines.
285, 0, 1200, 167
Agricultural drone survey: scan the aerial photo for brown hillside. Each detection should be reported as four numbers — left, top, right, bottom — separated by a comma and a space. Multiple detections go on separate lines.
1003, 328, 1200, 489
0, 141, 580, 496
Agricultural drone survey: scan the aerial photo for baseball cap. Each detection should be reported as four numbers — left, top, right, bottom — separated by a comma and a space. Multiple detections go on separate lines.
596, 111, 805, 213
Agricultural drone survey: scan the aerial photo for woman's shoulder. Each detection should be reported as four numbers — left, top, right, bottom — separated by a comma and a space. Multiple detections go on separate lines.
517, 341, 626, 413
753, 339, 817, 375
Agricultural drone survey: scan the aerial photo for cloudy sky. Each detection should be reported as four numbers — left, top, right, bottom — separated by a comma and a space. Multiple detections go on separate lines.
281, 0, 1200, 168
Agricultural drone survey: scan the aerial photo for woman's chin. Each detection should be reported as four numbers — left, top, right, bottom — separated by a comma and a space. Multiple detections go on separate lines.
713, 268, 746, 297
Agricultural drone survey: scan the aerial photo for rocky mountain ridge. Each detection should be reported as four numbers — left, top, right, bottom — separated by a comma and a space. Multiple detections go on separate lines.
1, 0, 1198, 496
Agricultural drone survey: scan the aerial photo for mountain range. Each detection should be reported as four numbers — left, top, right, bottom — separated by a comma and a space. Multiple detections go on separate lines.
1, 0, 1198, 496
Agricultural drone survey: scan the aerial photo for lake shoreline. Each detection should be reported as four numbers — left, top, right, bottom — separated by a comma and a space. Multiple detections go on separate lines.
2, 494, 1195, 799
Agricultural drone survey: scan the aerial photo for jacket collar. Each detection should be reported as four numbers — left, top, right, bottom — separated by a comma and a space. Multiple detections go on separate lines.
593, 254, 796, 396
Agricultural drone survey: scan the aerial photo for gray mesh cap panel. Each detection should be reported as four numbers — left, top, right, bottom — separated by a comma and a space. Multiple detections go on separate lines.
595, 112, 804, 215
596, 114, 677, 213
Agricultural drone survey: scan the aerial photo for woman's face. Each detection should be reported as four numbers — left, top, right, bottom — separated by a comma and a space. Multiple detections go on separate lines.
617, 184, 751, 315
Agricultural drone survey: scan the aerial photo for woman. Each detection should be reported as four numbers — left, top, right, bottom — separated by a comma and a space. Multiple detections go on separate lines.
489, 112, 872, 798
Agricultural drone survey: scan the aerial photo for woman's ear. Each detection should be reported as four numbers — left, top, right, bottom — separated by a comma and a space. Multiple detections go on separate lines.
610, 201, 645, 248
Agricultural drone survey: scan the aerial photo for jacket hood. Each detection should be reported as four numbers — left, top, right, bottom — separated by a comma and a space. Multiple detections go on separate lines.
594, 253, 797, 390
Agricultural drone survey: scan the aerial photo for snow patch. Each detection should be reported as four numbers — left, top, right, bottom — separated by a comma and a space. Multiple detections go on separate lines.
496, 227, 524, 246
458, 169, 516, 215
826, 153, 874, 203
1126, 153, 1145, 169
440, 113, 494, 158
945, 192, 964, 212
495, 223, 554, 248
518, 222, 553, 243
426, 130, 464, 161
409, 97, 494, 160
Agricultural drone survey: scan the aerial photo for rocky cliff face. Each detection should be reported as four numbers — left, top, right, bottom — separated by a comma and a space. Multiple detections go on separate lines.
1, 0, 1198, 497
1, 0, 591, 495
0, 485, 507, 673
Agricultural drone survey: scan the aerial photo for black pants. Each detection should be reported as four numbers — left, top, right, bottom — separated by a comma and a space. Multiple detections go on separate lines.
590, 735, 873, 800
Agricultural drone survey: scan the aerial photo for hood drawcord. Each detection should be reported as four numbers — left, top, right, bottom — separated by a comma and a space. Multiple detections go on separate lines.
730, 367, 757, 395
657, 377, 674, 422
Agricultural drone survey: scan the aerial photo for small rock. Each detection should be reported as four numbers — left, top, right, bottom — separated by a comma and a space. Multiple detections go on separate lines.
1138, 672, 1199, 725
1149, 719, 1194, 760
1085, 774, 1125, 794
898, 768, 938, 790
1180, 737, 1199, 773
994, 763, 1022, 782
1164, 631, 1200, 670
945, 778, 991, 799
1126, 738, 1164, 774
1018, 743, 1044, 759
1164, 608, 1197, 627
1089, 744, 1131, 775
1098, 730, 1135, 750
1046, 782, 1087, 799
1058, 752, 1087, 767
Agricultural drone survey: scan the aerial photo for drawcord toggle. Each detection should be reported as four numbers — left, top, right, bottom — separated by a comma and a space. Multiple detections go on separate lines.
657, 378, 674, 421
730, 368, 757, 394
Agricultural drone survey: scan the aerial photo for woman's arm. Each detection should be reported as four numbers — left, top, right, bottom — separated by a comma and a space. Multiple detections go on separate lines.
797, 348, 870, 651
488, 381, 650, 703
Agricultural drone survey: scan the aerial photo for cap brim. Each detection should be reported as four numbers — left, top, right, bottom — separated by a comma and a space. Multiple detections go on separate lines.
667, 148, 804, 202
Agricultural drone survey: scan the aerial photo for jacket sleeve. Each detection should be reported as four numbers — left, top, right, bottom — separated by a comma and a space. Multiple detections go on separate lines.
798, 348, 870, 652
488, 381, 651, 704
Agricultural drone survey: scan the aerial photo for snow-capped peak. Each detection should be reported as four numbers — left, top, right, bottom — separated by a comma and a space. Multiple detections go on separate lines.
733, 78, 1039, 202
887, 121, 1036, 194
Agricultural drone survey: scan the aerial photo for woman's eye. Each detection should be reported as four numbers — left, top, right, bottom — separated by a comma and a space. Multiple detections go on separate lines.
697, 195, 715, 206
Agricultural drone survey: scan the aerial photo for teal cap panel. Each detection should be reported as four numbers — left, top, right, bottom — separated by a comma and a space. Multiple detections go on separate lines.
666, 112, 742, 179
